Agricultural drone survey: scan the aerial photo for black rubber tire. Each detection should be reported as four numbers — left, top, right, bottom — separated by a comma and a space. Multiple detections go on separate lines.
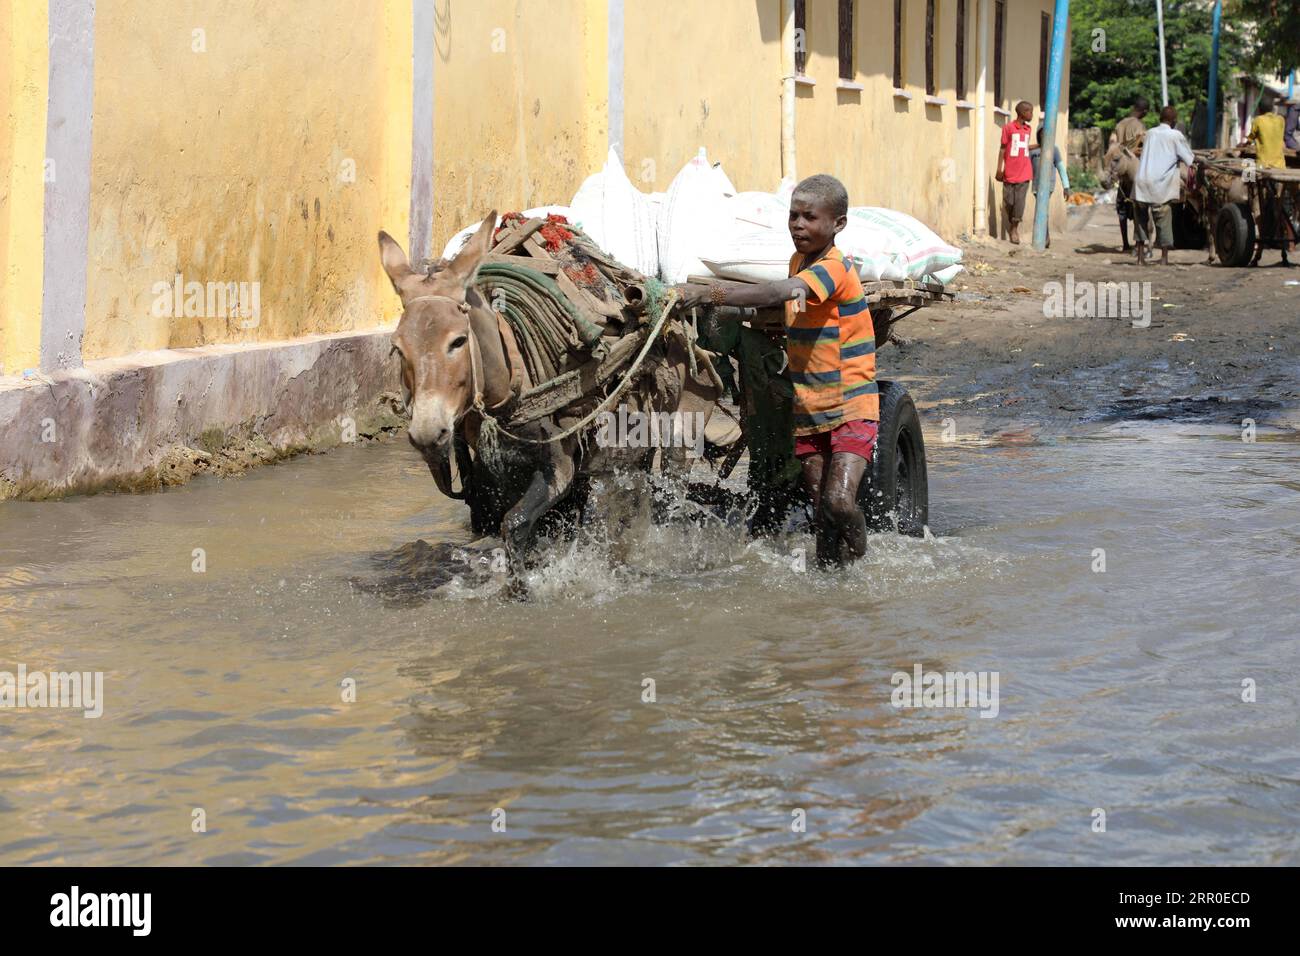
1215, 202, 1256, 267
859, 380, 929, 536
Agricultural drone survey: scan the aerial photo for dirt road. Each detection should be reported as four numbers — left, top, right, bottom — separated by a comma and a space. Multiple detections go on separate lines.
889, 204, 1300, 433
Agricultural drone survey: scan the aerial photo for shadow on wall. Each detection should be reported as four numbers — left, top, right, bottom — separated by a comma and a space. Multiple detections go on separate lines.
434, 0, 452, 61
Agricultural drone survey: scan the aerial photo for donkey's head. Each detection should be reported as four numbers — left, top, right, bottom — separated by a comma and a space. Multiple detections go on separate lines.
378, 211, 496, 468
1100, 143, 1138, 191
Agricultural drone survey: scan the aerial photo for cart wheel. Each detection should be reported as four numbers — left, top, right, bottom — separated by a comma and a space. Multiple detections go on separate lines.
859, 380, 929, 536
1215, 203, 1256, 267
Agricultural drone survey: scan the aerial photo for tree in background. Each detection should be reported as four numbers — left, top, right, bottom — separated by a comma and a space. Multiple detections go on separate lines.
1070, 0, 1246, 142
1230, 0, 1300, 74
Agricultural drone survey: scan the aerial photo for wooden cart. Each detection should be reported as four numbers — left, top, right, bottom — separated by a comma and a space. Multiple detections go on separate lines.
1187, 150, 1300, 266
686, 275, 955, 343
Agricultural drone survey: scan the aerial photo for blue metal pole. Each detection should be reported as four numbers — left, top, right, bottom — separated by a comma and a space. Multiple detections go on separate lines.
1032, 0, 1070, 251
1208, 0, 1221, 148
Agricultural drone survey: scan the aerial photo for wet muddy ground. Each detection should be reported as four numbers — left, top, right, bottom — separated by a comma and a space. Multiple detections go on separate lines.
892, 204, 1300, 435
2, 208, 1297, 865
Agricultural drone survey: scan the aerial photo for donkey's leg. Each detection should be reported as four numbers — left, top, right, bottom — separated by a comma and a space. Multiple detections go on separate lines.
501, 445, 577, 597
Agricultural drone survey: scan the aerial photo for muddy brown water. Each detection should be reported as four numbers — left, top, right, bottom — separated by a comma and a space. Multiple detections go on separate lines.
2, 419, 1298, 865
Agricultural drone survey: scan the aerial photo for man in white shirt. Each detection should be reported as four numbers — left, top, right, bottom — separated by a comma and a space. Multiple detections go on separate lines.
1134, 105, 1195, 266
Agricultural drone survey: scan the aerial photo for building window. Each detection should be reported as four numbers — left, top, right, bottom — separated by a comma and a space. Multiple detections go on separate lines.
893, 0, 904, 88
994, 0, 1005, 105
1040, 12, 1050, 106
839, 0, 854, 80
925, 0, 937, 97
795, 0, 807, 76
956, 0, 967, 101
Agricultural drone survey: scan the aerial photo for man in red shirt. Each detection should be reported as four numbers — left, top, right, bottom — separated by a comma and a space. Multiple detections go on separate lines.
996, 100, 1035, 244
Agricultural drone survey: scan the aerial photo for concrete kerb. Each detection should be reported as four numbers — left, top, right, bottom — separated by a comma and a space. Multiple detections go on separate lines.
1, 326, 405, 499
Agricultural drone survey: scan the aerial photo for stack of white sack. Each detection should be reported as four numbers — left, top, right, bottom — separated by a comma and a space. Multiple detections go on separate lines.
475, 145, 739, 285
560, 145, 739, 283
697, 191, 963, 286
437, 147, 962, 288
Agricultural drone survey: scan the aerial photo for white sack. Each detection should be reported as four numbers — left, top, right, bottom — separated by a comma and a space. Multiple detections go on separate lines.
697, 192, 795, 282
657, 148, 735, 283
843, 207, 962, 280
697, 188, 960, 285
926, 263, 965, 285
569, 147, 658, 276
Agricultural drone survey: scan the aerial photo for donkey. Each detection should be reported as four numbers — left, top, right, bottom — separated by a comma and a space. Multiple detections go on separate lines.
378, 212, 720, 594
1102, 142, 1151, 256
1100, 141, 1139, 195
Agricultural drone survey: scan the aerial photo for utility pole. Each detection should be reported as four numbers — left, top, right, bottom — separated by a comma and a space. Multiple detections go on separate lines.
1208, 0, 1221, 147
974, 0, 991, 235
1156, 0, 1169, 107
1032, 0, 1070, 251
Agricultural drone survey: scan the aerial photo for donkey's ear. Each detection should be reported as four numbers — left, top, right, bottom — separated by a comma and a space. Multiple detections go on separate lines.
378, 231, 414, 292
444, 211, 498, 290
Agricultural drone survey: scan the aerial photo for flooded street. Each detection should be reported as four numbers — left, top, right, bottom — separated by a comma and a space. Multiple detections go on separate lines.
4, 422, 1298, 866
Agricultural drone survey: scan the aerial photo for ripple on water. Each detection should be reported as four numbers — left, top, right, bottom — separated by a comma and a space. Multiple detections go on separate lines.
1, 433, 1298, 864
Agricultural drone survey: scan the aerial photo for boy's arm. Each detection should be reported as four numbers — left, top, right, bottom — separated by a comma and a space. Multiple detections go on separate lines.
675, 277, 811, 313
1055, 148, 1070, 195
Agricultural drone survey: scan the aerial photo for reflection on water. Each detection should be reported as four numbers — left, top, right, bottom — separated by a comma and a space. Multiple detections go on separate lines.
1, 425, 1298, 865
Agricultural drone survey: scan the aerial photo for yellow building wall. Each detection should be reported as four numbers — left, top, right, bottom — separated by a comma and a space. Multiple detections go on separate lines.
618, 0, 1067, 240
429, 0, 606, 252
0, 0, 9, 372
82, 0, 411, 361
15, 0, 1071, 369
623, 0, 784, 194
1, 0, 49, 376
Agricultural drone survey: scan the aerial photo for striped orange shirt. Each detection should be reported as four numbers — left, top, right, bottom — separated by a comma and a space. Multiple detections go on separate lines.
785, 247, 877, 436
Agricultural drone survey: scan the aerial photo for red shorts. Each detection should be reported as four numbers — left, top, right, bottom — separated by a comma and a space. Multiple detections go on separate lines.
794, 419, 878, 462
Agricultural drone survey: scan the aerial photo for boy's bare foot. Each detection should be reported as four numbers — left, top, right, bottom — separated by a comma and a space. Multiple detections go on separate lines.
1008, 226, 1020, 245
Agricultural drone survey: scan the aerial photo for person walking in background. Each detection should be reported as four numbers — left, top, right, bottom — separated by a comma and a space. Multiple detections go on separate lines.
995, 101, 1035, 245
1283, 96, 1299, 151
1248, 99, 1287, 169
1247, 99, 1295, 264
1029, 125, 1071, 247
1133, 106, 1194, 267
1111, 98, 1149, 253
